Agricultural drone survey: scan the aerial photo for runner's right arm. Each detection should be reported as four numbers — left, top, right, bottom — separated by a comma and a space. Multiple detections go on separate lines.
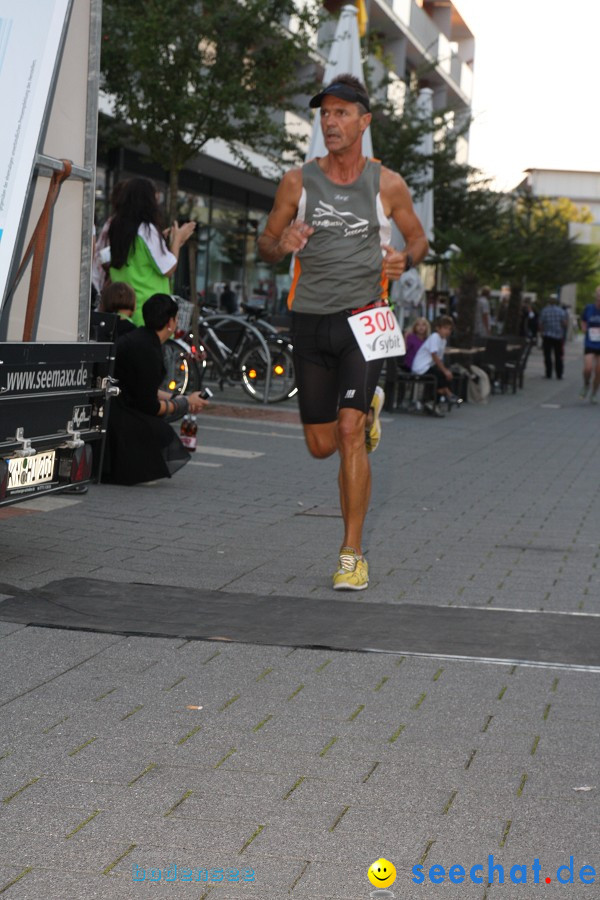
258, 169, 313, 263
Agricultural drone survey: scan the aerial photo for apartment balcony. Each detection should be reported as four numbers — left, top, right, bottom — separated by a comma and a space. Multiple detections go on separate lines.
409, 0, 441, 55
370, 0, 473, 108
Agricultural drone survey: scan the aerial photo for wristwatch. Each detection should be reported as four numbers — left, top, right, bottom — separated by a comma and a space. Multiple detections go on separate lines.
405, 253, 414, 271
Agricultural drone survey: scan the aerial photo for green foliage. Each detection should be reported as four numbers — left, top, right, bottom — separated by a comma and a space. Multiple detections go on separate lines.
101, 0, 321, 215
496, 190, 600, 298
360, 33, 600, 340
576, 271, 600, 313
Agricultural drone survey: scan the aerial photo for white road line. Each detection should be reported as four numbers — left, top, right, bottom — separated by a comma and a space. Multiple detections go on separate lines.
362, 648, 600, 673
451, 605, 600, 618
200, 425, 304, 440
201, 413, 302, 431
189, 461, 223, 468
17, 497, 82, 511
194, 446, 264, 459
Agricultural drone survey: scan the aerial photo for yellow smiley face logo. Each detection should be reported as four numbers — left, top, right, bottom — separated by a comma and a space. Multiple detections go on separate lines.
367, 858, 397, 888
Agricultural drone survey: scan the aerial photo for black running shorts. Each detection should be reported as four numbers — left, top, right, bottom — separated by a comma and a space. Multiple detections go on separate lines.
291, 311, 384, 424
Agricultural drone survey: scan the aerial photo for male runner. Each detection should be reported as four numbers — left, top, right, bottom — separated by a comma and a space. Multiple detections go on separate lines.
258, 74, 428, 590
580, 286, 600, 402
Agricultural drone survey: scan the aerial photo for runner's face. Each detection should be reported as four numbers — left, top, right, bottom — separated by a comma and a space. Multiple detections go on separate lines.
320, 95, 371, 154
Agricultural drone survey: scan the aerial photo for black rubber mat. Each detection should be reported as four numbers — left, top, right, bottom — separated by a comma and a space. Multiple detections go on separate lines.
0, 577, 599, 668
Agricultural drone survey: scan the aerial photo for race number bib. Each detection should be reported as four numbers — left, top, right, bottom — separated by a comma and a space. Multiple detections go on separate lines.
588, 327, 600, 343
347, 307, 406, 361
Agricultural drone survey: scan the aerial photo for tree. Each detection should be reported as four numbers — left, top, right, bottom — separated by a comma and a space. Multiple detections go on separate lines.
493, 189, 600, 334
101, 0, 321, 220
366, 63, 509, 341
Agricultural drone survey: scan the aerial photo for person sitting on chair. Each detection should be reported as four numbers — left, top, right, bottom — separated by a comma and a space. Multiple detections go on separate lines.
411, 315, 461, 416
99, 282, 137, 338
402, 317, 430, 371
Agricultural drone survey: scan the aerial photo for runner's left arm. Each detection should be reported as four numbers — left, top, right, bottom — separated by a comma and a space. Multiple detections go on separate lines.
380, 168, 429, 280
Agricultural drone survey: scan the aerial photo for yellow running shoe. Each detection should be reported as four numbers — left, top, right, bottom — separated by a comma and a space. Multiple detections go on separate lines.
332, 547, 369, 591
366, 386, 385, 454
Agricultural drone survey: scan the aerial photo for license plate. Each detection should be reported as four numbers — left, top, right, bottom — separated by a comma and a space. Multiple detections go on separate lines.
7, 451, 56, 491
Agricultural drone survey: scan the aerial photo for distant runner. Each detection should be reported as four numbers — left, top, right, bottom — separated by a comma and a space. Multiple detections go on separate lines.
580, 285, 600, 402
258, 74, 428, 590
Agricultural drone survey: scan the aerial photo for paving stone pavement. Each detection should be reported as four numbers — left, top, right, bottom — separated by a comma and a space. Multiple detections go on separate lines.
0, 339, 599, 898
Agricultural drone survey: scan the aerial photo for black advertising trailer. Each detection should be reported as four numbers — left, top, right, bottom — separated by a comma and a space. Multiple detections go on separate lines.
0, 341, 113, 504
0, 0, 115, 507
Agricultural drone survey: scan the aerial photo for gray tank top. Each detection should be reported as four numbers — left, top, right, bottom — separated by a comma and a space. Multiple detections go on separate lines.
288, 158, 391, 314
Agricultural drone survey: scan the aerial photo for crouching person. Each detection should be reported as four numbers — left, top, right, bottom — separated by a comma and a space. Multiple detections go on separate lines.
103, 293, 209, 485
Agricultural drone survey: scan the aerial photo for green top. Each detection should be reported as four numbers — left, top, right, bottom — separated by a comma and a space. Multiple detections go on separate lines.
110, 236, 171, 327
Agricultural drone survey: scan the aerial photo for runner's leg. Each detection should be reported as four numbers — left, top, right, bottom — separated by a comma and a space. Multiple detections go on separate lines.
293, 321, 340, 458
592, 355, 600, 396
337, 407, 370, 553
335, 328, 382, 554
583, 352, 593, 394
303, 421, 337, 458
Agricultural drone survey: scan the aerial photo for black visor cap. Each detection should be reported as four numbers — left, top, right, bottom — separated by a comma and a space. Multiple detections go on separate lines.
309, 82, 370, 112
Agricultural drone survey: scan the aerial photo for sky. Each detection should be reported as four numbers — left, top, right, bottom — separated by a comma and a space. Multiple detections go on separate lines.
454, 0, 600, 191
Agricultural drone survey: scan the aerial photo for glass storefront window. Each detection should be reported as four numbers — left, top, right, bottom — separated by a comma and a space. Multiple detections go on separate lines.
176, 190, 209, 228
246, 208, 289, 316
202, 197, 246, 309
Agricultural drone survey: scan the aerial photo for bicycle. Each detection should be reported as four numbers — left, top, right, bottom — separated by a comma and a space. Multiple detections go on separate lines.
162, 300, 296, 403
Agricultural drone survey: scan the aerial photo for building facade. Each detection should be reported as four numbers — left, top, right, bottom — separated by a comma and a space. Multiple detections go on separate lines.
519, 168, 600, 224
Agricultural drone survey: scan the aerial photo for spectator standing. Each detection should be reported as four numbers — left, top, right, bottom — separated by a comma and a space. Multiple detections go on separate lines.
108, 178, 196, 327
474, 286, 491, 338
539, 294, 568, 379
93, 180, 128, 294
220, 282, 238, 315
521, 301, 538, 342
580, 285, 600, 402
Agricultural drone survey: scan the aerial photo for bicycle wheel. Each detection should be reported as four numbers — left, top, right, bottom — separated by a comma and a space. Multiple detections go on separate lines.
162, 340, 207, 394
185, 356, 204, 393
239, 338, 297, 403
162, 339, 189, 394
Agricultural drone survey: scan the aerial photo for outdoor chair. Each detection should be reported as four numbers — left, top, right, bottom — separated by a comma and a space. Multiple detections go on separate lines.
391, 371, 437, 413
89, 310, 118, 343
479, 337, 510, 394
449, 365, 469, 402
504, 338, 534, 392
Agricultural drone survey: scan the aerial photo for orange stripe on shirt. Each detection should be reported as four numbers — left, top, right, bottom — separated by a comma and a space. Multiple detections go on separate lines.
380, 265, 389, 301
287, 257, 302, 310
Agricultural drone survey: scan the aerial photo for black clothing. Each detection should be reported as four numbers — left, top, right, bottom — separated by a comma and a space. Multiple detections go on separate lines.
521, 309, 538, 340
220, 288, 237, 315
103, 326, 189, 485
291, 311, 383, 424
542, 336, 564, 379
90, 312, 136, 343
115, 317, 136, 338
